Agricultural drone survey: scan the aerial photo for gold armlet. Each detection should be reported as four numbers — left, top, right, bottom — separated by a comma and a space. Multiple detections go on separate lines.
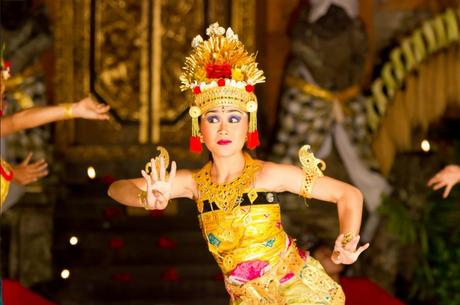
61, 103, 73, 119
298, 145, 326, 199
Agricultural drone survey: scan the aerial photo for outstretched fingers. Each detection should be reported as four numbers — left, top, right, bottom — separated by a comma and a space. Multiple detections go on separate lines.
355, 243, 370, 257
150, 158, 159, 181
159, 157, 166, 180
168, 161, 177, 183
141, 169, 150, 183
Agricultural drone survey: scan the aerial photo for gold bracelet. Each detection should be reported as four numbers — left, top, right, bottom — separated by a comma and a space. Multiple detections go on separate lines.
137, 190, 150, 210
62, 103, 73, 119
342, 232, 355, 247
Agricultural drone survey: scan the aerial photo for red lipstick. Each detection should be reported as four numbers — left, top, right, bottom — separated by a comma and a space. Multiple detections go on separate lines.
217, 140, 232, 145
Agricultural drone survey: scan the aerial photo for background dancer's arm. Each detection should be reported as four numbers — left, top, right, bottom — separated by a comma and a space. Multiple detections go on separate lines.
1, 96, 110, 137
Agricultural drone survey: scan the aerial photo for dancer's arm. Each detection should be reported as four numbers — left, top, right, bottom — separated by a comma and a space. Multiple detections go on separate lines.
108, 157, 195, 209
257, 161, 369, 264
1, 97, 110, 137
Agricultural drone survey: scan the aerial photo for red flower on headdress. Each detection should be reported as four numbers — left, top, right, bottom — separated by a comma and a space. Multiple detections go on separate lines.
245, 84, 254, 92
206, 64, 232, 79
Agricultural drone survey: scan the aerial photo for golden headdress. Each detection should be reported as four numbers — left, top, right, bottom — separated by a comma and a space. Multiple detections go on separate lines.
180, 22, 265, 153
0, 44, 11, 101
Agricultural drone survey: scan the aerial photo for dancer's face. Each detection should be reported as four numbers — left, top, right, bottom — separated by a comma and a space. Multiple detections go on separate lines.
200, 106, 248, 158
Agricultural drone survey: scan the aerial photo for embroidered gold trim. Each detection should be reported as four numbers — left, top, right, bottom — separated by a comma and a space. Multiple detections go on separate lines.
193, 153, 262, 212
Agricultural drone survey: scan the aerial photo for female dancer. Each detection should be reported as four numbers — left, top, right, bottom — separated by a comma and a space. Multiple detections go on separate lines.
0, 55, 110, 206
108, 23, 369, 305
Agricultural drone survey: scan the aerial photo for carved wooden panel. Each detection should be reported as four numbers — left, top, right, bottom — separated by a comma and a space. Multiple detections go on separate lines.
53, 0, 256, 160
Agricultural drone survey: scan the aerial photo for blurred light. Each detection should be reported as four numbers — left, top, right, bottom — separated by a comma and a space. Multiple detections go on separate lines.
61, 269, 70, 279
421, 139, 430, 152
69, 236, 78, 246
87, 166, 96, 179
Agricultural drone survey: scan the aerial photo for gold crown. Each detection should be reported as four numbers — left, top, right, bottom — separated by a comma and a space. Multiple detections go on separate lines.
180, 23, 265, 152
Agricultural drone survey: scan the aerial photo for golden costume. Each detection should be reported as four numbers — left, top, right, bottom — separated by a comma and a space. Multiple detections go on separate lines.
1, 159, 14, 205
181, 23, 344, 304
193, 153, 344, 305
1, 48, 13, 206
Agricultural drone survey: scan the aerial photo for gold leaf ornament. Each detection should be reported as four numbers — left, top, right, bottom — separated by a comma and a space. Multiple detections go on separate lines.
144, 146, 170, 176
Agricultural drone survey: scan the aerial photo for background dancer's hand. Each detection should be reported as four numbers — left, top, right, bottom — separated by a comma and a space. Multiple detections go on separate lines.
12, 152, 48, 185
427, 164, 460, 198
73, 96, 110, 120
331, 234, 369, 265
140, 156, 176, 210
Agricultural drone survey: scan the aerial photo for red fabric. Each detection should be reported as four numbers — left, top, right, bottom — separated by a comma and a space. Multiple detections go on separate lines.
341, 277, 405, 305
2, 280, 57, 305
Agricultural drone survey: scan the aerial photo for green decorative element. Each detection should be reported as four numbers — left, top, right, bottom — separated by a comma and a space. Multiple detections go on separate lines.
379, 182, 460, 304
207, 233, 221, 247
263, 238, 275, 248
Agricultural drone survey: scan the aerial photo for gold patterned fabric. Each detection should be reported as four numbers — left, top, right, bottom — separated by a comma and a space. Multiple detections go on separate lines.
193, 154, 344, 304
1, 159, 13, 206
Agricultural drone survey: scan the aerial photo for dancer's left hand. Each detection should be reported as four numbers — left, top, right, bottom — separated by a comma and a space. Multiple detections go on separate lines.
331, 234, 369, 265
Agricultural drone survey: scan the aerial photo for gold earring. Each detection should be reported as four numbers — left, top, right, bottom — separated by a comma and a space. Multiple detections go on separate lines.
199, 134, 204, 143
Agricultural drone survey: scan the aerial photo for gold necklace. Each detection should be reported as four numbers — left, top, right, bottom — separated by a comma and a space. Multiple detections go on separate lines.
194, 153, 262, 212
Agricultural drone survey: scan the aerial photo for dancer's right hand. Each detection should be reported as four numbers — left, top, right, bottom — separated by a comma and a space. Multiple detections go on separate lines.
140, 156, 177, 210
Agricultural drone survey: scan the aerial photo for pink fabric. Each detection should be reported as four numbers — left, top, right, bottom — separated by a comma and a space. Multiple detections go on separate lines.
229, 260, 269, 281
279, 272, 295, 284
298, 248, 308, 260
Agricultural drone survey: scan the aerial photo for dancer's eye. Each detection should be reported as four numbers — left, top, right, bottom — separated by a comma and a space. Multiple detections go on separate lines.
206, 115, 220, 123
228, 115, 241, 123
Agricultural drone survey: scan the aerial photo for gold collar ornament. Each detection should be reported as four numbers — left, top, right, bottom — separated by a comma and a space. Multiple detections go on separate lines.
180, 23, 265, 153
193, 152, 262, 213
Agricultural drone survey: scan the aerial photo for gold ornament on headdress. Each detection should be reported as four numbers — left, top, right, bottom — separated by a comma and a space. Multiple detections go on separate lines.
0, 44, 11, 98
180, 22, 265, 153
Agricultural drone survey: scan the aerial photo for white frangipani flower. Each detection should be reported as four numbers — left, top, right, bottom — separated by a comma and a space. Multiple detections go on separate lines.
225, 27, 239, 41
191, 35, 203, 48
206, 22, 225, 36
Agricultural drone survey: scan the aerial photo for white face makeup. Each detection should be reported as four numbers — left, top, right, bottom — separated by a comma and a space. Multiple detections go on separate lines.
200, 106, 248, 157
